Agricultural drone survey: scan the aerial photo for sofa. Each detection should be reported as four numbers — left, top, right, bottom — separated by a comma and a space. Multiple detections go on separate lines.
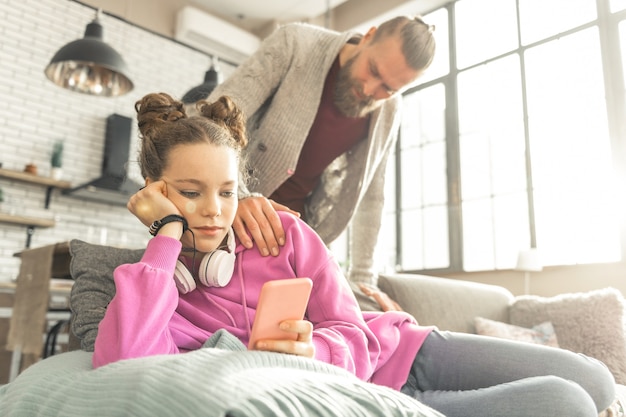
1, 240, 625, 416
373, 272, 626, 415
373, 273, 626, 386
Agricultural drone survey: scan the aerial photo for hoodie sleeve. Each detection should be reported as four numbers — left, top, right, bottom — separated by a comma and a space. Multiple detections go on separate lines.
92, 236, 183, 368
279, 213, 422, 385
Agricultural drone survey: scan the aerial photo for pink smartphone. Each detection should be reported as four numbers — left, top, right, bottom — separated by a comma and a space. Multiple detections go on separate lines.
248, 277, 313, 350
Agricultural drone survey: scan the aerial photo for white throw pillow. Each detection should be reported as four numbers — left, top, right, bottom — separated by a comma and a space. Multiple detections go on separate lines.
474, 317, 560, 347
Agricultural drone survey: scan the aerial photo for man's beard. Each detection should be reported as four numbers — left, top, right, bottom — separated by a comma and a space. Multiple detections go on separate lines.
333, 54, 382, 118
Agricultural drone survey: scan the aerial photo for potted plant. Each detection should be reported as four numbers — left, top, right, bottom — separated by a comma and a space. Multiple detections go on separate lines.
50, 141, 64, 180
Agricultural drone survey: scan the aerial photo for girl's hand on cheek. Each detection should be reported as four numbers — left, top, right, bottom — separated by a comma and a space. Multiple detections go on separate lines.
254, 320, 315, 358
127, 180, 181, 227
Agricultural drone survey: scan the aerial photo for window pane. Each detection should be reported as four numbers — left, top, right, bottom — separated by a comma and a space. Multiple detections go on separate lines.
422, 142, 447, 205
375, 152, 398, 273
400, 85, 446, 210
490, 129, 527, 195
401, 209, 424, 270
519, 0, 596, 45
377, 211, 398, 272
611, 0, 626, 12
459, 127, 526, 199
402, 85, 446, 147
400, 206, 449, 270
492, 193, 530, 269
620, 21, 626, 85
459, 132, 491, 200
418, 8, 449, 84
398, 83, 449, 271
455, 0, 518, 69
458, 55, 524, 143
458, 55, 526, 197
458, 55, 528, 269
400, 148, 422, 209
525, 28, 621, 265
462, 199, 495, 271
462, 193, 529, 272
423, 206, 450, 269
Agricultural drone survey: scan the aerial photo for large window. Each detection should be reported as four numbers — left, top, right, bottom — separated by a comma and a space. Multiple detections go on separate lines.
376, 0, 626, 273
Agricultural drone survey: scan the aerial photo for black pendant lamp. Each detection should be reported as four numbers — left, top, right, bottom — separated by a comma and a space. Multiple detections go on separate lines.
182, 58, 223, 104
45, 9, 133, 97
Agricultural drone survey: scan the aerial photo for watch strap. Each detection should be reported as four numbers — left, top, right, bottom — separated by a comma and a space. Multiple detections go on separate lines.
149, 214, 188, 236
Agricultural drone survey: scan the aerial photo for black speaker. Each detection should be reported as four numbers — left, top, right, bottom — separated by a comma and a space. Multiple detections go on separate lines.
102, 114, 133, 178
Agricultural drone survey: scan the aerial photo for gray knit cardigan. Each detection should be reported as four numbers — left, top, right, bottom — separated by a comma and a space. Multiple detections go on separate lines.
209, 23, 402, 284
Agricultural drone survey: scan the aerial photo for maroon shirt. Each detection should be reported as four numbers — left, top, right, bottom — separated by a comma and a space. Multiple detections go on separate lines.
270, 57, 370, 220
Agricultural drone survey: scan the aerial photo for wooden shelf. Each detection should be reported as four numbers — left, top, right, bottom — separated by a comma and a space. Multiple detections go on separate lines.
0, 213, 55, 248
0, 168, 67, 247
0, 213, 55, 228
0, 168, 71, 189
0, 167, 73, 210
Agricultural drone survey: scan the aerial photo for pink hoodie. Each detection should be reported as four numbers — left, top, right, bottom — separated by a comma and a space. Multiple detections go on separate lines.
93, 212, 433, 390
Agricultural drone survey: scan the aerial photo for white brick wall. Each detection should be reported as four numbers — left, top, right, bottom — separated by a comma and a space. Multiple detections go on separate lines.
0, 0, 237, 280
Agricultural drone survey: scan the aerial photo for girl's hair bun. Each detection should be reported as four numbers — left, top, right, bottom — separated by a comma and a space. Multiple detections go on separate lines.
196, 96, 248, 149
135, 93, 187, 139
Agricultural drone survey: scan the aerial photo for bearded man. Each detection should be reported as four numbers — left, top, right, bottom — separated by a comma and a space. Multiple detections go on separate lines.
207, 16, 436, 285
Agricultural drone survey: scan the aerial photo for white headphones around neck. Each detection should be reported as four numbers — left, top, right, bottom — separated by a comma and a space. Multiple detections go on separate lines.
174, 228, 236, 294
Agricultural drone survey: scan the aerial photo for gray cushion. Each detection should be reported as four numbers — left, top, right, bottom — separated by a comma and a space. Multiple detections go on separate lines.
510, 287, 626, 385
69, 239, 143, 351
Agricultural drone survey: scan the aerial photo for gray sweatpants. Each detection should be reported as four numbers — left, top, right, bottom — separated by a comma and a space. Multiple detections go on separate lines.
402, 330, 616, 417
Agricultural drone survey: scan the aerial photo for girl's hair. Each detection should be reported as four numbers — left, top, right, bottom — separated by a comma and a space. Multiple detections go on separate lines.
371, 15, 436, 72
134, 93, 247, 180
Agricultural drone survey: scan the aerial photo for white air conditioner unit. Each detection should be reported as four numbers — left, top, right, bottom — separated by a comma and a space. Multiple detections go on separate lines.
175, 6, 260, 65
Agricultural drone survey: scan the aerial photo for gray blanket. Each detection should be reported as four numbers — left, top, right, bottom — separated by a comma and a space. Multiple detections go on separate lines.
0, 330, 443, 417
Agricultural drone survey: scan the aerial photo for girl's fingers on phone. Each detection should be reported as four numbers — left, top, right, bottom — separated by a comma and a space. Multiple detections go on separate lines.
280, 320, 313, 340
256, 339, 315, 358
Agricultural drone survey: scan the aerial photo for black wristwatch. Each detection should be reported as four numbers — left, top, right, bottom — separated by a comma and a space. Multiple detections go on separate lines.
148, 214, 189, 236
